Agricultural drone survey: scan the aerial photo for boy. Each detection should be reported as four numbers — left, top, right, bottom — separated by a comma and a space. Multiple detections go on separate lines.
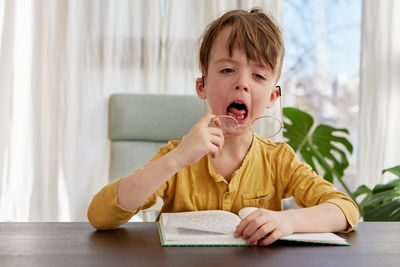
88, 9, 358, 246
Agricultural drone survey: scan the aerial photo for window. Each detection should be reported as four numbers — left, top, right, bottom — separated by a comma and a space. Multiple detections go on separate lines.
282, 0, 362, 190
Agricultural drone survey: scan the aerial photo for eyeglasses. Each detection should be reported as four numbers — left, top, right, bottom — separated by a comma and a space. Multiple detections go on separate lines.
208, 86, 284, 138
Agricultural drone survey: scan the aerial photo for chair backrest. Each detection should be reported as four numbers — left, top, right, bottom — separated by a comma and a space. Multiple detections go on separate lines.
108, 94, 203, 182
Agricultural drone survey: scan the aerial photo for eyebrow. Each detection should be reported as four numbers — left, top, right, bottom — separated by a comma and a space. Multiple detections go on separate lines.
215, 58, 268, 70
214, 58, 237, 65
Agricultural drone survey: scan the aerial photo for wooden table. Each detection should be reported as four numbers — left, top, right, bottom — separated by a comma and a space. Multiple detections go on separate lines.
0, 222, 399, 267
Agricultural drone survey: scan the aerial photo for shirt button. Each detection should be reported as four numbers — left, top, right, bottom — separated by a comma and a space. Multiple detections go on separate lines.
225, 193, 230, 199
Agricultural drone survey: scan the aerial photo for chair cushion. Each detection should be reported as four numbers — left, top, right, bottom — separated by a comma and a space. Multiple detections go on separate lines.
109, 141, 166, 181
108, 94, 204, 182
109, 94, 203, 141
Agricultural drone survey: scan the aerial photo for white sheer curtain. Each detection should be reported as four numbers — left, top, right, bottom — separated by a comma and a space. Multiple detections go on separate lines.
161, 0, 283, 94
0, 0, 282, 222
0, 0, 18, 220
0, 0, 163, 222
358, 0, 400, 188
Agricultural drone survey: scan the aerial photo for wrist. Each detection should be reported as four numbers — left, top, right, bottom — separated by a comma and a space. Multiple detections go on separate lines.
164, 149, 185, 172
282, 209, 297, 234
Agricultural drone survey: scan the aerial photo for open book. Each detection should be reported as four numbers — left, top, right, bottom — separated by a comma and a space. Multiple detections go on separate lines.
158, 207, 349, 246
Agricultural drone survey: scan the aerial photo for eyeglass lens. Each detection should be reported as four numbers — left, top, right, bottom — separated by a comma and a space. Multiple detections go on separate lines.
251, 117, 282, 138
210, 116, 239, 135
210, 116, 282, 138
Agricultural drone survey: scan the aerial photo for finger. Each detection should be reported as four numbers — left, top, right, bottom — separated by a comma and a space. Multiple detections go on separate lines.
209, 143, 220, 159
258, 229, 282, 246
209, 128, 224, 156
208, 139, 223, 158
246, 223, 275, 245
197, 113, 216, 127
241, 215, 267, 239
210, 116, 223, 128
235, 209, 261, 237
208, 125, 224, 137
209, 134, 223, 152
208, 127, 224, 147
213, 117, 223, 127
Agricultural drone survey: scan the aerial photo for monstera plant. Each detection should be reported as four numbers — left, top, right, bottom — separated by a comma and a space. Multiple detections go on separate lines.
282, 107, 400, 221
353, 166, 400, 221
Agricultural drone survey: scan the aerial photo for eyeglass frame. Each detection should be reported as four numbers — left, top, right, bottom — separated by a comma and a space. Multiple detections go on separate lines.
203, 86, 284, 138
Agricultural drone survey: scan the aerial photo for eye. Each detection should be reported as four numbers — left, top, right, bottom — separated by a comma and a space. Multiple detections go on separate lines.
221, 68, 234, 73
253, 73, 266, 80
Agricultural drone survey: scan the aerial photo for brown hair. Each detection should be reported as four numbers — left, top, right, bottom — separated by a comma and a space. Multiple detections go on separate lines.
199, 8, 285, 80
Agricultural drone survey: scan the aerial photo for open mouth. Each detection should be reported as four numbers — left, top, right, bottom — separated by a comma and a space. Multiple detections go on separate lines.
227, 101, 248, 121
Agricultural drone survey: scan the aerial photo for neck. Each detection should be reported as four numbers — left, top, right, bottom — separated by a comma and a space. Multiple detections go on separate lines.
218, 128, 254, 158
209, 128, 254, 182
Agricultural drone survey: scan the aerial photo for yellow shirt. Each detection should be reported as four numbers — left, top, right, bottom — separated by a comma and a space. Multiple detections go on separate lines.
87, 135, 359, 231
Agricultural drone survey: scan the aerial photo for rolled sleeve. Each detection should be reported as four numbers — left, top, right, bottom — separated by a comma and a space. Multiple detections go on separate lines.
87, 179, 137, 230
326, 198, 359, 232
281, 144, 359, 232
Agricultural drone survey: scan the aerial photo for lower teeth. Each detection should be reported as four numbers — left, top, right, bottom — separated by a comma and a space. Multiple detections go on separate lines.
228, 112, 244, 119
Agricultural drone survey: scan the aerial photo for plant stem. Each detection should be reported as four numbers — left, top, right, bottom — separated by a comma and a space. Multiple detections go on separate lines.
305, 139, 357, 202
336, 176, 357, 203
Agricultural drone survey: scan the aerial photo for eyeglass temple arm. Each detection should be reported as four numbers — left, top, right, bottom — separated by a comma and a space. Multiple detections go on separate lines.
276, 85, 284, 127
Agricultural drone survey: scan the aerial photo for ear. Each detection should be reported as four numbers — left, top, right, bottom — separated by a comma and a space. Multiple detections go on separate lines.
196, 77, 207, 99
266, 86, 280, 109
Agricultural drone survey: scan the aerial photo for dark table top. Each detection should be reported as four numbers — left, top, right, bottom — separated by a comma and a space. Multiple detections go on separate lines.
0, 222, 399, 267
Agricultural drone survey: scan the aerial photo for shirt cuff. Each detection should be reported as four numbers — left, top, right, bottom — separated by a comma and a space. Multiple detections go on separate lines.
326, 198, 359, 233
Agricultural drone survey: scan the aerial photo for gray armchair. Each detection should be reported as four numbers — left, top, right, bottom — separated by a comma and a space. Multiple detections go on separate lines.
108, 93, 203, 221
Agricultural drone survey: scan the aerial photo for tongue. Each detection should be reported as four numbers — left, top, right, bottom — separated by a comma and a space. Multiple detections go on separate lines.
228, 107, 246, 117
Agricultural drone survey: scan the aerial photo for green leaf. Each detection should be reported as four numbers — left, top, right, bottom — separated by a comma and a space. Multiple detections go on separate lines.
353, 185, 372, 199
363, 178, 400, 214
372, 178, 399, 194
364, 198, 400, 221
363, 189, 400, 213
352, 185, 372, 217
283, 107, 313, 151
382, 166, 400, 178
283, 107, 353, 185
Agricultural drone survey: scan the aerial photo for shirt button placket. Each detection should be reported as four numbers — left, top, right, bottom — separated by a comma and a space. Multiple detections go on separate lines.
222, 192, 231, 211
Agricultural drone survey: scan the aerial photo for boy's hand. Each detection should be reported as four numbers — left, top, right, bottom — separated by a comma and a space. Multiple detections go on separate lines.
172, 113, 224, 168
234, 208, 294, 246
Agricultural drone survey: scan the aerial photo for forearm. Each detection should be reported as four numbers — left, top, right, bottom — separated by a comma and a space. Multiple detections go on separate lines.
117, 113, 225, 212
117, 149, 182, 211
284, 202, 349, 233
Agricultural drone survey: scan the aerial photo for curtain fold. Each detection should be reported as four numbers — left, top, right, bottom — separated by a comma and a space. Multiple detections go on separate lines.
59, 0, 163, 221
160, 0, 239, 94
0, 0, 282, 222
357, 0, 400, 188
0, 0, 15, 221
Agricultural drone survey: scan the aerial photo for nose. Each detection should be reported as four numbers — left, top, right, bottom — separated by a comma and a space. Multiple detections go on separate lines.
235, 85, 248, 92
235, 73, 249, 92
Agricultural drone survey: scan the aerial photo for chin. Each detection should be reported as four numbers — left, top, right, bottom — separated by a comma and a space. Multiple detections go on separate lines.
228, 128, 252, 137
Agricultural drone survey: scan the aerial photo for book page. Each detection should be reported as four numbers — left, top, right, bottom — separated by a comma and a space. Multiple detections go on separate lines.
166, 226, 237, 241
164, 210, 241, 234
175, 227, 227, 236
280, 233, 348, 244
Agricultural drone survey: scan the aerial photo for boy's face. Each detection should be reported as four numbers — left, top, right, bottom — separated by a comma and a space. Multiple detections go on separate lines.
196, 26, 280, 132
